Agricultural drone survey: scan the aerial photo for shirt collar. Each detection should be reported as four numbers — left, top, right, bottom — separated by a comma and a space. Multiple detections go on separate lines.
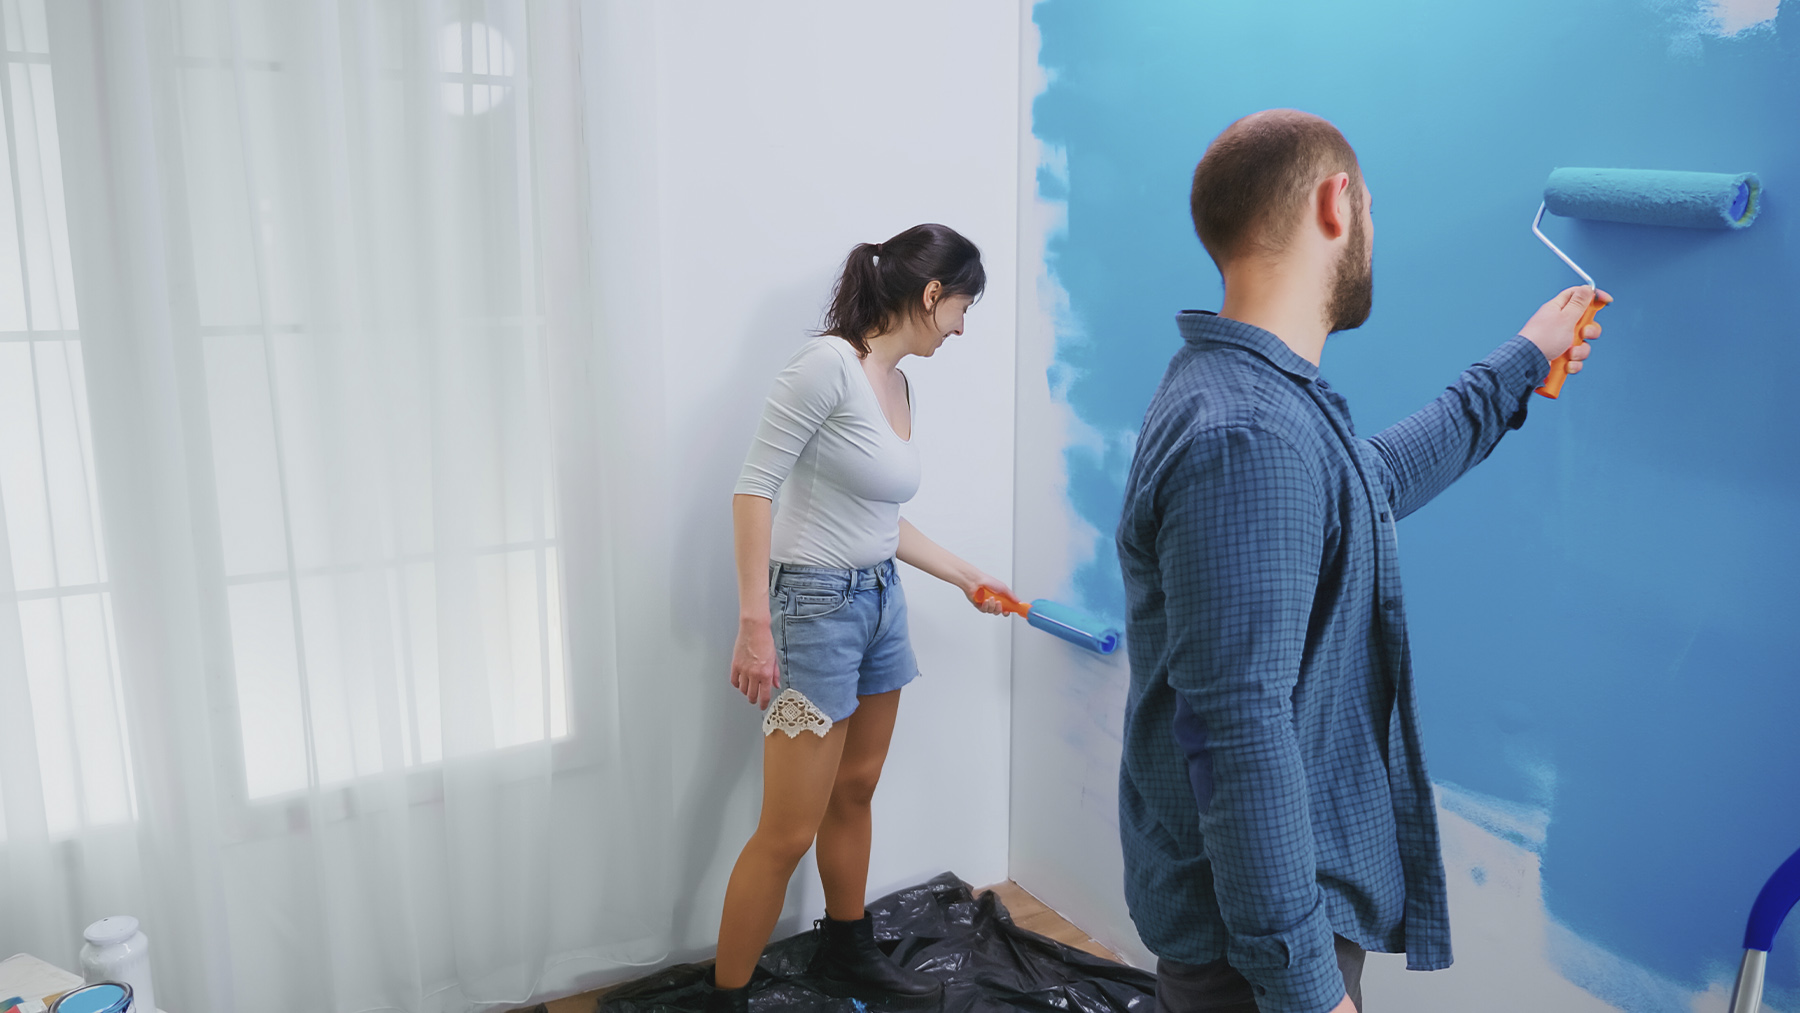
1176, 310, 1320, 383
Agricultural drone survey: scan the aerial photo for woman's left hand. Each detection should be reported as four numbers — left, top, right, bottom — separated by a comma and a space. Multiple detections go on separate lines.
964, 576, 1015, 615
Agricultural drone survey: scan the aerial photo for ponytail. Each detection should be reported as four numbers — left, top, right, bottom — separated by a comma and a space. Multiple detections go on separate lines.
821, 224, 985, 356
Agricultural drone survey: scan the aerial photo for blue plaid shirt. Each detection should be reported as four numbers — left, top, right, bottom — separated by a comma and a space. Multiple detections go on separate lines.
1116, 311, 1549, 1013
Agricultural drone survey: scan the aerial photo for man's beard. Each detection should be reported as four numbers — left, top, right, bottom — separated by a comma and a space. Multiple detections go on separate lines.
1326, 212, 1373, 333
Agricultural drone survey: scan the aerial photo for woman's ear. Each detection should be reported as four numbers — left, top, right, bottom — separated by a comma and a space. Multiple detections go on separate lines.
921, 279, 943, 313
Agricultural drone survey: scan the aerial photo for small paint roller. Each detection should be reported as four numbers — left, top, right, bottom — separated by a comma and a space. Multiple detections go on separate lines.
973, 587, 1120, 655
1728, 844, 1800, 1013
1531, 167, 1761, 398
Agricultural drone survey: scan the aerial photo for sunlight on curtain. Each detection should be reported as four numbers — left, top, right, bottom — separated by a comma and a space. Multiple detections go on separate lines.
0, 0, 137, 847
440, 21, 515, 116
175, 1, 569, 795
197, 0, 565, 774
1, 1, 677, 1011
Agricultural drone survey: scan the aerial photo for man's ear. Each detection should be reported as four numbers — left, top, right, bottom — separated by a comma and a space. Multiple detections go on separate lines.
1316, 172, 1352, 242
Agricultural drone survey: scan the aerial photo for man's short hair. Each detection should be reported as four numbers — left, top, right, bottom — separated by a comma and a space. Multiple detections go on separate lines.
1189, 110, 1362, 269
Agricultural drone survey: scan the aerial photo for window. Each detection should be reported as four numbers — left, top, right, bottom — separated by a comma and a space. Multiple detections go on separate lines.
0, 0, 136, 840
2, 1, 572, 833
170, 2, 570, 802
441, 20, 516, 117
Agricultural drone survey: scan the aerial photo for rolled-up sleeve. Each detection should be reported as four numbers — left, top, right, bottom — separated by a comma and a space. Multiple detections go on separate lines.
734, 341, 849, 500
1367, 335, 1549, 520
1157, 426, 1344, 1013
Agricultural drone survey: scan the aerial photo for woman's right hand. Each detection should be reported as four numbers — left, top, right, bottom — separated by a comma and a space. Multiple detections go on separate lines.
731, 618, 780, 710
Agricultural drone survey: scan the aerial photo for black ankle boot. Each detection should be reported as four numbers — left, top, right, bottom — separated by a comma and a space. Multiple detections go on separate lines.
702, 969, 750, 1013
807, 913, 943, 1001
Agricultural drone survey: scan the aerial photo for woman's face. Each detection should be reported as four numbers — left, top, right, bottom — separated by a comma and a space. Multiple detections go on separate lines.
918, 293, 975, 356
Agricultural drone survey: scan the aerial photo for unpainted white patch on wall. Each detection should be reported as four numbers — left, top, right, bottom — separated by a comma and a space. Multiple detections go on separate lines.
1652, 0, 1780, 59
1710, 0, 1780, 35
1364, 786, 1794, 1013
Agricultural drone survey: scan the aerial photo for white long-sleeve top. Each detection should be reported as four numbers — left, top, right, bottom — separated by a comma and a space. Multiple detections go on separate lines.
734, 336, 921, 569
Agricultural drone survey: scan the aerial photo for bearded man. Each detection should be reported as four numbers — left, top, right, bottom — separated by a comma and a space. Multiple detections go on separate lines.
1114, 109, 1609, 1013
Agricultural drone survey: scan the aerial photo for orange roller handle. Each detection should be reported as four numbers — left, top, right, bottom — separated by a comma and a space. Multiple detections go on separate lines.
973, 586, 1030, 617
1536, 295, 1604, 399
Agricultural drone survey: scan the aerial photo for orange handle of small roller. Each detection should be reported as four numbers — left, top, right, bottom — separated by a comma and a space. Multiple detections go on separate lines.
973, 586, 1030, 617
1535, 296, 1604, 399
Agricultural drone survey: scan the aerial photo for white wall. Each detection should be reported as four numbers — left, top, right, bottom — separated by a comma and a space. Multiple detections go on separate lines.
1005, 10, 1154, 969
637, 0, 1022, 968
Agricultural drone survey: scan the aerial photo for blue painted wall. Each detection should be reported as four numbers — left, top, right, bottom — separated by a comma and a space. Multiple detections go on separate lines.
1034, 0, 1800, 1005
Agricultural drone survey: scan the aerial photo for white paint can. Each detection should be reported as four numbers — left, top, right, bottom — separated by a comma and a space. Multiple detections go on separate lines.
78, 917, 154, 1013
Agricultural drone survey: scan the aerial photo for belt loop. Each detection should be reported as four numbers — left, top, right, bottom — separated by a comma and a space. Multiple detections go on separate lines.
769, 561, 783, 595
875, 561, 888, 590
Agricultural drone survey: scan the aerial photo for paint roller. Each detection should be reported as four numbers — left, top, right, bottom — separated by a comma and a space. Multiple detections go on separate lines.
1531, 167, 1761, 398
973, 587, 1120, 655
1728, 844, 1800, 1013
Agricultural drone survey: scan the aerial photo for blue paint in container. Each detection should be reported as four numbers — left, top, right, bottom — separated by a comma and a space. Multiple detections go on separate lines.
50, 983, 131, 1013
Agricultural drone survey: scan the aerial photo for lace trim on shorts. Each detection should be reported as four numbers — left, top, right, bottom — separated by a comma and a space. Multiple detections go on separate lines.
763, 688, 833, 738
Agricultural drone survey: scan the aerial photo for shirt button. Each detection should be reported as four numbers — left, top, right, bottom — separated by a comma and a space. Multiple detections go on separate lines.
1383, 598, 1399, 611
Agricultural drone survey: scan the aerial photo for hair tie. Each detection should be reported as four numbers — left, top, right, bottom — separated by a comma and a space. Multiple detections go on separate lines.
873, 243, 884, 257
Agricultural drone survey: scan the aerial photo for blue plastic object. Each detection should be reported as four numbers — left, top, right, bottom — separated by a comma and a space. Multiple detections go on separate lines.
1024, 599, 1120, 655
1730, 846, 1800, 1012
1544, 167, 1761, 229
1730, 181, 1751, 221
1744, 845, 1800, 952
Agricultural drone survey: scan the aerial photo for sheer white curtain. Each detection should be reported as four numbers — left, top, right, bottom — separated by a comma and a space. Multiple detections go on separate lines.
0, 1, 675, 1010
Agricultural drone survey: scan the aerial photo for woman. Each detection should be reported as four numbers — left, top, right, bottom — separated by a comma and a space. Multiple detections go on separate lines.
710, 223, 1010, 1010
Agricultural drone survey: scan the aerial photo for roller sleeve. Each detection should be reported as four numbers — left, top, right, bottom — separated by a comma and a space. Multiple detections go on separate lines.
1544, 167, 1760, 229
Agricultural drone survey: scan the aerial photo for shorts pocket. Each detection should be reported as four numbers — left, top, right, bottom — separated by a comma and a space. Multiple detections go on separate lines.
783, 588, 849, 620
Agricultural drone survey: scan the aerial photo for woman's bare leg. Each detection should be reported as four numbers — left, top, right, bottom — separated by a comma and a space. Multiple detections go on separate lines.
713, 722, 848, 989
816, 690, 901, 921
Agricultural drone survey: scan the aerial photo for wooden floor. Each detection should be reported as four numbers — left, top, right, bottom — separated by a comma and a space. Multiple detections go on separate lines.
979, 880, 1124, 964
528, 881, 1123, 1013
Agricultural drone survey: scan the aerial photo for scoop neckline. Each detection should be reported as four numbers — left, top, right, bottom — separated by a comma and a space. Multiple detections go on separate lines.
844, 342, 913, 444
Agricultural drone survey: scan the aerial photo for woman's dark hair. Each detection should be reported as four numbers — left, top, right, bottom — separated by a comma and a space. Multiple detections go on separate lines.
820, 223, 985, 357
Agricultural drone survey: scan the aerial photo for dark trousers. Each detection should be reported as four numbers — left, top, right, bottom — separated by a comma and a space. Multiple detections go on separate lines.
1154, 935, 1365, 1013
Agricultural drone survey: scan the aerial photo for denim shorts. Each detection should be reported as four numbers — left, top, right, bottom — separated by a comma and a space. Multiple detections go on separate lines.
762, 558, 919, 738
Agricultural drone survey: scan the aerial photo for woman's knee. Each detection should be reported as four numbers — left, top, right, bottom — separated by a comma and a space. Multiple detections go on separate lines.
747, 824, 817, 866
829, 766, 881, 810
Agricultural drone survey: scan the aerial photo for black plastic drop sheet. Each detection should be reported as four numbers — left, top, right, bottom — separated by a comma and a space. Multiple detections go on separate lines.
600, 872, 1156, 1012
